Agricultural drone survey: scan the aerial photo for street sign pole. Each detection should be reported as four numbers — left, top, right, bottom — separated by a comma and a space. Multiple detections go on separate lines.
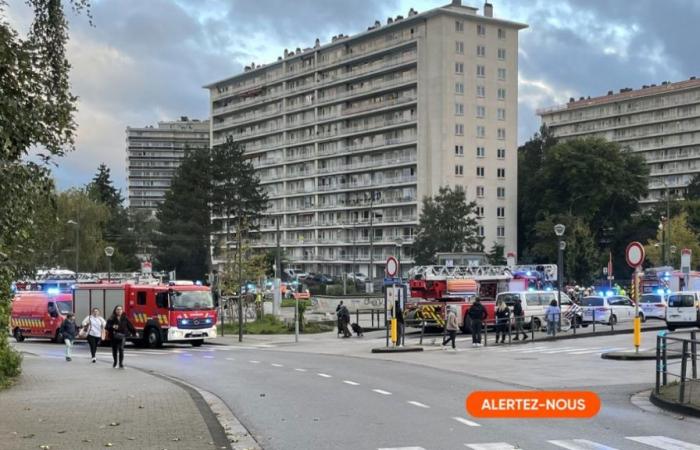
626, 241, 646, 354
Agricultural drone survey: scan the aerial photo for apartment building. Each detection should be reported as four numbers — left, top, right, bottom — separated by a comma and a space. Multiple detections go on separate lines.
205, 1, 526, 278
126, 117, 210, 213
538, 77, 700, 204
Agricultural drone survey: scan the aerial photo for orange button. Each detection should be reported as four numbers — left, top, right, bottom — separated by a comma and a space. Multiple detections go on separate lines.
466, 391, 600, 419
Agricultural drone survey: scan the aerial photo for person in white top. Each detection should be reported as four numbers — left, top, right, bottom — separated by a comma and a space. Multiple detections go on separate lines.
82, 308, 106, 363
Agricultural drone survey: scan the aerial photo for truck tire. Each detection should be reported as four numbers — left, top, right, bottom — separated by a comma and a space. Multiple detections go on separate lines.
145, 327, 162, 349
13, 328, 25, 343
190, 339, 204, 347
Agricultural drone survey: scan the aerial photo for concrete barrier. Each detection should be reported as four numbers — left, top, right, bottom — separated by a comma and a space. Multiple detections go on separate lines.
311, 296, 384, 314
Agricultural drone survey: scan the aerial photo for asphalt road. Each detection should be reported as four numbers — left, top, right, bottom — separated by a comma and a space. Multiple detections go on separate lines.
16, 335, 700, 450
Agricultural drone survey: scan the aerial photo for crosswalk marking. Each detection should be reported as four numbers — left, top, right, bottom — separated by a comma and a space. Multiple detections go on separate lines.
452, 416, 481, 427
626, 436, 700, 450
202, 355, 215, 359
570, 347, 624, 355
378, 447, 426, 450
271, 363, 283, 367
317, 373, 332, 378
548, 439, 619, 450
465, 443, 518, 450
373, 389, 392, 395
343, 380, 360, 386
225, 357, 235, 361
294, 368, 307, 372
407, 401, 430, 408
542, 347, 597, 354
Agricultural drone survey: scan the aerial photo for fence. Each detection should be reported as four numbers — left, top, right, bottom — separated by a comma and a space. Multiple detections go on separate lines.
655, 330, 699, 407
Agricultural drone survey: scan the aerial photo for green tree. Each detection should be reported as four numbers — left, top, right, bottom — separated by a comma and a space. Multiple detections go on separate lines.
412, 186, 482, 265
684, 174, 700, 200
486, 243, 506, 265
219, 241, 267, 296
87, 164, 123, 210
645, 212, 700, 269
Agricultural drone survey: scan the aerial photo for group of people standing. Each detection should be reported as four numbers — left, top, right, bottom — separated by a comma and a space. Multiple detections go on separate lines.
58, 305, 137, 368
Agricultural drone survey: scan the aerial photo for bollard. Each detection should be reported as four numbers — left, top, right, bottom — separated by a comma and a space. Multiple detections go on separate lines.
592, 309, 596, 334
680, 341, 689, 403
484, 321, 488, 347
390, 318, 397, 346
531, 317, 535, 342
508, 317, 512, 345
633, 316, 641, 353
662, 336, 668, 386
356, 309, 360, 326
691, 331, 698, 379
655, 334, 661, 394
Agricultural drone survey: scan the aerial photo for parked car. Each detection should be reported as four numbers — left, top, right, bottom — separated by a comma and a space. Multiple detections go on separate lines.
580, 295, 643, 326
347, 273, 368, 283
666, 291, 700, 331
282, 269, 308, 282
304, 274, 334, 286
496, 290, 577, 330
639, 293, 667, 320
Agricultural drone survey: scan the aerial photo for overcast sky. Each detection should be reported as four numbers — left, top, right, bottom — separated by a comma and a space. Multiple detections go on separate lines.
5, 0, 700, 192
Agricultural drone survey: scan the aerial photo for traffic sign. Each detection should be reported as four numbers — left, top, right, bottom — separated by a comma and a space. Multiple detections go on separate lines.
625, 241, 645, 268
386, 256, 399, 277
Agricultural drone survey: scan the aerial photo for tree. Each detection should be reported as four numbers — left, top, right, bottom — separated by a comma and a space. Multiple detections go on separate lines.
684, 174, 700, 200
645, 212, 700, 269
412, 186, 483, 265
219, 241, 267, 296
486, 243, 506, 265
87, 164, 123, 210
0, 0, 89, 385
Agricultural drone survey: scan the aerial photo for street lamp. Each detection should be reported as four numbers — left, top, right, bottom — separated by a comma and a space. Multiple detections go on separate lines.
67, 220, 79, 280
104, 246, 115, 282
394, 237, 404, 279
554, 224, 566, 335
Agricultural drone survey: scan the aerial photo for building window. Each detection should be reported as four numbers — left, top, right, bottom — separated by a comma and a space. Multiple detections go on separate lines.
476, 206, 485, 217
455, 145, 464, 156
497, 108, 506, 121
455, 165, 464, 176
455, 103, 464, 115
476, 186, 485, 197
476, 125, 485, 138
497, 168, 505, 178
477, 85, 485, 98
456, 82, 464, 94
476, 105, 485, 118
476, 146, 485, 158
478, 225, 485, 237
498, 68, 506, 81
456, 20, 464, 32
476, 166, 485, 177
497, 128, 506, 140
455, 62, 464, 74
476, 65, 485, 78
497, 226, 505, 238
455, 123, 464, 135
497, 148, 506, 159
477, 24, 486, 36
497, 187, 505, 198
477, 45, 486, 57
497, 206, 505, 218
498, 88, 506, 100
498, 48, 506, 60
456, 41, 464, 53
498, 28, 506, 39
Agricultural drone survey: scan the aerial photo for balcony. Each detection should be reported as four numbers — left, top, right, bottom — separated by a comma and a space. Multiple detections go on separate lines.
316, 74, 417, 108
212, 105, 283, 125
317, 155, 416, 175
317, 32, 416, 70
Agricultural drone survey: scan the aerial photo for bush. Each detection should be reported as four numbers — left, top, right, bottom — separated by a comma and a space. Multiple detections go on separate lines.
308, 284, 326, 296
218, 314, 290, 335
0, 346, 22, 389
303, 321, 336, 334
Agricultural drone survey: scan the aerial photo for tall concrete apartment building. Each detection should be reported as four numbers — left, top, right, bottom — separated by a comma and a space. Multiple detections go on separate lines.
205, 1, 526, 278
126, 117, 209, 213
538, 77, 700, 205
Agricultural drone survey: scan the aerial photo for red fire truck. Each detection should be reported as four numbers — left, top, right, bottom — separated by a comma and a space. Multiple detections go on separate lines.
72, 281, 217, 348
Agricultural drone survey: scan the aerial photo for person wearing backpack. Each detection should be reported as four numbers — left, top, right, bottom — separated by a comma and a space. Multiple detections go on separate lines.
468, 298, 488, 347
59, 313, 79, 361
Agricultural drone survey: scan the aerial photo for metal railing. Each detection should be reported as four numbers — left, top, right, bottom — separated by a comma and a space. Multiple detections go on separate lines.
655, 330, 699, 406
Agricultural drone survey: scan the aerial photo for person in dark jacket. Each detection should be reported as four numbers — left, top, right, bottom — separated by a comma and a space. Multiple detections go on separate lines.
468, 298, 488, 347
494, 299, 511, 344
59, 313, 79, 361
512, 298, 527, 341
338, 304, 351, 338
106, 305, 136, 369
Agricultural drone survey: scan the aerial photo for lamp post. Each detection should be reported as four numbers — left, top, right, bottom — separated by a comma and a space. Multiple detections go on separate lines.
394, 237, 404, 279
104, 246, 115, 282
67, 220, 79, 280
554, 224, 566, 335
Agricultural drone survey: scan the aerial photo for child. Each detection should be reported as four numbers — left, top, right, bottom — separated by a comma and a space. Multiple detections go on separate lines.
60, 313, 79, 361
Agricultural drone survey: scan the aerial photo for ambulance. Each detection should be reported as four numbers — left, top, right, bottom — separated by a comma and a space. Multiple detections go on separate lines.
11, 291, 73, 342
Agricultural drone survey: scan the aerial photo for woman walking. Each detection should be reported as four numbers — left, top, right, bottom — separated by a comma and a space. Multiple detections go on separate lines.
494, 299, 511, 344
545, 299, 561, 337
442, 307, 459, 351
60, 313, 79, 361
106, 305, 136, 369
82, 308, 106, 363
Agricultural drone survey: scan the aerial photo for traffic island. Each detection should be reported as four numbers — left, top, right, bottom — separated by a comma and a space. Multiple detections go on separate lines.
650, 385, 700, 418
371, 346, 423, 353
601, 350, 681, 360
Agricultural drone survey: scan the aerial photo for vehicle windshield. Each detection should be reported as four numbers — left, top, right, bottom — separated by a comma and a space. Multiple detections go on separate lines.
170, 290, 214, 310
581, 297, 604, 307
668, 295, 695, 308
640, 294, 663, 304
56, 301, 72, 314
498, 293, 520, 306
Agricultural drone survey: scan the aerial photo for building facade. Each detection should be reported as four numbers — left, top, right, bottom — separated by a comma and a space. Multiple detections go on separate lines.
538, 78, 700, 204
126, 117, 210, 213
205, 1, 526, 278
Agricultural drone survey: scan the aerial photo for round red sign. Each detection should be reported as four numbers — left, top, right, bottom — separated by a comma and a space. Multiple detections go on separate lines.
625, 242, 645, 268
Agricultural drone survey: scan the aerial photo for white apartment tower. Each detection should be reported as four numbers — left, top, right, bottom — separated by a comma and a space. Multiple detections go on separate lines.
126, 117, 210, 212
538, 78, 700, 204
205, 1, 526, 278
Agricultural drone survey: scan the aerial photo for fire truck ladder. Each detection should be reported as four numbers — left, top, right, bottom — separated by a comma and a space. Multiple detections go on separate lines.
408, 265, 513, 281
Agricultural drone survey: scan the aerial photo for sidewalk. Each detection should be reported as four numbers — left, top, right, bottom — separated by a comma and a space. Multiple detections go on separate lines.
0, 353, 227, 450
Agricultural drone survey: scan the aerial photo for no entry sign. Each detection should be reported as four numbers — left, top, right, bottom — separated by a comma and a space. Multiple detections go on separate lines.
625, 242, 645, 268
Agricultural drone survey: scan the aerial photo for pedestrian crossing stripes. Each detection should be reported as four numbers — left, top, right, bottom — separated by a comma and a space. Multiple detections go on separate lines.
474, 345, 634, 356
626, 436, 700, 450
379, 436, 700, 450
548, 439, 618, 449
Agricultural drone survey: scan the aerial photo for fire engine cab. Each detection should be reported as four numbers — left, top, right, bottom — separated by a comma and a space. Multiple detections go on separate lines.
73, 281, 217, 347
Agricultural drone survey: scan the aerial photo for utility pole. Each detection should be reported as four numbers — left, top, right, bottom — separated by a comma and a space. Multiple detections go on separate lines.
666, 186, 671, 267
368, 191, 375, 292
238, 214, 243, 343
274, 217, 281, 316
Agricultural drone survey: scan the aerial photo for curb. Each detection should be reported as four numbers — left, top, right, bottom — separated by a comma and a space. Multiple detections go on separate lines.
601, 350, 677, 361
371, 346, 423, 353
649, 389, 700, 418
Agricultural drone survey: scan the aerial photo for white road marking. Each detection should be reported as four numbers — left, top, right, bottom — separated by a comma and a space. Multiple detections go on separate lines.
317, 373, 332, 378
225, 357, 235, 361
249, 360, 260, 364
407, 401, 430, 408
372, 389, 392, 395
521, 346, 577, 353
542, 347, 597, 354
271, 363, 283, 367
294, 368, 307, 372
465, 442, 518, 449
548, 438, 619, 449
626, 436, 700, 450
343, 380, 360, 386
570, 347, 625, 355
452, 416, 481, 427
202, 355, 215, 359
378, 447, 426, 450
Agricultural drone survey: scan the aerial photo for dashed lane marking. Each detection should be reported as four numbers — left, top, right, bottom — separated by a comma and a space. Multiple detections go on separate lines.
271, 363, 284, 367
452, 416, 481, 427
378, 447, 426, 450
249, 360, 260, 364
569, 347, 625, 355
294, 368, 307, 372
548, 438, 619, 449
465, 443, 519, 450
202, 355, 215, 359
626, 436, 700, 450
372, 389, 392, 395
225, 357, 235, 361
542, 347, 598, 354
343, 380, 360, 386
317, 373, 332, 378
407, 401, 430, 408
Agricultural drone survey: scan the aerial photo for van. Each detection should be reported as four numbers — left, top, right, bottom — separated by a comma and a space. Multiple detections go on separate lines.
496, 291, 574, 330
10, 291, 73, 342
665, 291, 700, 331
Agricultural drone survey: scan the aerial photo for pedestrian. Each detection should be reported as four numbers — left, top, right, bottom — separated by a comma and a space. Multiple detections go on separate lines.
60, 313, 79, 361
441, 307, 459, 351
106, 305, 136, 369
494, 299, 510, 344
336, 301, 345, 337
82, 308, 106, 363
468, 298, 488, 347
512, 298, 527, 341
545, 299, 561, 337
339, 303, 351, 338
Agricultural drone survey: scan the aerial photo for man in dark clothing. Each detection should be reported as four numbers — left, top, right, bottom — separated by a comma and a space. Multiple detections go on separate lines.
59, 313, 79, 361
512, 298, 527, 341
468, 298, 488, 347
339, 304, 351, 338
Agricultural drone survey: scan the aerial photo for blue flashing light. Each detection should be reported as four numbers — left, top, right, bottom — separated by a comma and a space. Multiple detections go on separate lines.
181, 319, 190, 325
526, 271, 532, 276
545, 286, 553, 291
657, 288, 665, 296
528, 287, 535, 291
195, 280, 203, 286
598, 291, 604, 296
204, 318, 212, 324
46, 287, 60, 296
605, 290, 614, 297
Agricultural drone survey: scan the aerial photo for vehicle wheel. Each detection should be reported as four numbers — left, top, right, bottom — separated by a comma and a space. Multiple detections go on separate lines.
609, 315, 617, 326
532, 318, 541, 331
145, 327, 162, 349
639, 313, 646, 323
53, 330, 63, 344
581, 323, 589, 328
13, 328, 25, 343
190, 339, 204, 347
